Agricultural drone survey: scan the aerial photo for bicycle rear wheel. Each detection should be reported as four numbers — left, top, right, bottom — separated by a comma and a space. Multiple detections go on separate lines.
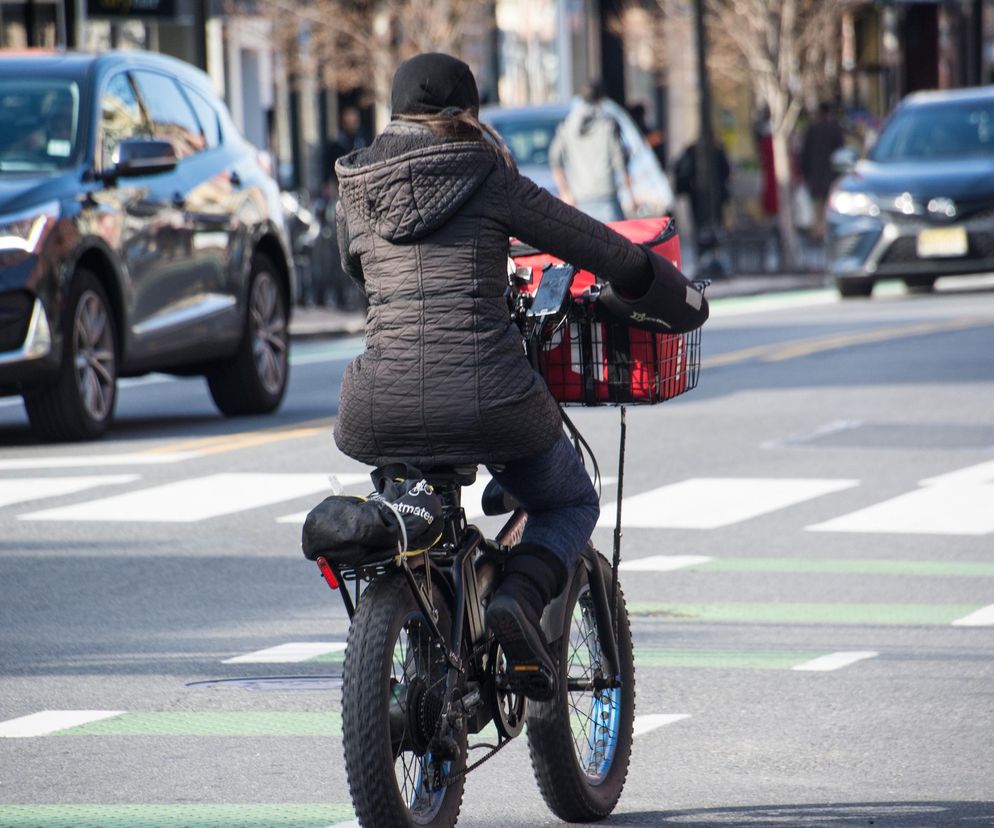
526, 552, 635, 821
342, 572, 466, 828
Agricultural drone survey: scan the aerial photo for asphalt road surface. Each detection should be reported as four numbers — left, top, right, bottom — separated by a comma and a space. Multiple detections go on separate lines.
2, 277, 993, 828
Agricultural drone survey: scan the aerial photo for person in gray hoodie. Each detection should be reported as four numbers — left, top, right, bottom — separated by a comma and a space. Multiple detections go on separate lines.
334, 53, 707, 700
550, 81, 635, 222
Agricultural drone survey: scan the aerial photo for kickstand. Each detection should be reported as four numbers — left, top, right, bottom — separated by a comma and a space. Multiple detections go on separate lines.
611, 406, 626, 629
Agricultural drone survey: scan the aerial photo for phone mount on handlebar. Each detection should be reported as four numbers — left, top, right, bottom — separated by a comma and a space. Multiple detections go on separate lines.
525, 264, 575, 320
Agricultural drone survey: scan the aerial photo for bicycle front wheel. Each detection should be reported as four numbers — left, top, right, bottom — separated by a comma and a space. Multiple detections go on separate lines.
526, 552, 636, 822
342, 572, 466, 828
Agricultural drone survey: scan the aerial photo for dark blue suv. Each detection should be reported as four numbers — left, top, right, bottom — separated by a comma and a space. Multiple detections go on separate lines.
0, 50, 293, 440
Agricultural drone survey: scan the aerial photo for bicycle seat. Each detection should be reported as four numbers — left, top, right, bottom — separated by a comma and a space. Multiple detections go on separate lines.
373, 462, 477, 488
423, 465, 478, 487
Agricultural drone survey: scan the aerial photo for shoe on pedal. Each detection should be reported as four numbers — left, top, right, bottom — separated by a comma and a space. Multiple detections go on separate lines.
485, 544, 567, 702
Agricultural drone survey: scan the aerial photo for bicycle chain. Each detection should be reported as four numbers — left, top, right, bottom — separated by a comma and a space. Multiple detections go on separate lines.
444, 734, 514, 784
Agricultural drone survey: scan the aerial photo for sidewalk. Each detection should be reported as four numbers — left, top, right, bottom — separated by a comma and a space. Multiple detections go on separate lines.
288, 271, 828, 340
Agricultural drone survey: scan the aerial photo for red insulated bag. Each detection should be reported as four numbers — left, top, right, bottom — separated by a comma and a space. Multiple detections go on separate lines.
511, 216, 700, 406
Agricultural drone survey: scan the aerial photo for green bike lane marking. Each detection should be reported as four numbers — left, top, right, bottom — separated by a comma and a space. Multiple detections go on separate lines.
0, 804, 354, 828
693, 558, 994, 578
627, 602, 978, 625
635, 648, 824, 669
621, 555, 994, 578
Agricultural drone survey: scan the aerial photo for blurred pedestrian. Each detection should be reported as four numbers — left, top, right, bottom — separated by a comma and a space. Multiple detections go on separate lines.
549, 81, 635, 222
674, 136, 731, 248
800, 102, 845, 242
628, 101, 668, 171
324, 107, 369, 193
315, 108, 369, 308
754, 112, 778, 218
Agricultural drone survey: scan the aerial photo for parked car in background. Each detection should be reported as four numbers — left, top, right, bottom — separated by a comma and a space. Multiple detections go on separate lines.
481, 100, 675, 217
0, 50, 293, 441
827, 85, 994, 297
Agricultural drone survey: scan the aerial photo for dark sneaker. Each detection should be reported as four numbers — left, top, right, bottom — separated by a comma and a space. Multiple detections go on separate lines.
487, 591, 558, 701
485, 543, 568, 702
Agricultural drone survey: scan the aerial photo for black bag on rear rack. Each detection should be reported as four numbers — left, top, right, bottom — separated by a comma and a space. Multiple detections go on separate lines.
301, 473, 443, 566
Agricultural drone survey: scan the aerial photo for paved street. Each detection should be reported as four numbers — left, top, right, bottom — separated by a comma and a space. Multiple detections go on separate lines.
1, 277, 993, 827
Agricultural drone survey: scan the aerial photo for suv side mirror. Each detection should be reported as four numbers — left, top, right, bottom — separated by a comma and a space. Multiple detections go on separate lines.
110, 139, 178, 179
831, 146, 858, 175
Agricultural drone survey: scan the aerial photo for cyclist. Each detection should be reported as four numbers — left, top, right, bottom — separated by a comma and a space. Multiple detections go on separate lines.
334, 52, 708, 700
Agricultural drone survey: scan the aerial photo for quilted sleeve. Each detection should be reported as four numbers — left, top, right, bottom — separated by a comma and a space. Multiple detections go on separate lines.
503, 164, 650, 291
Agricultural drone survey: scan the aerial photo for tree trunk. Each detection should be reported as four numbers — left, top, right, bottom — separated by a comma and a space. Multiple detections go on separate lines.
771, 126, 799, 271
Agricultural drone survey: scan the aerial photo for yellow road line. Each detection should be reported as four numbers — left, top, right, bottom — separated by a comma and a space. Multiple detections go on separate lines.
141, 421, 329, 458
703, 316, 994, 369
195, 425, 326, 456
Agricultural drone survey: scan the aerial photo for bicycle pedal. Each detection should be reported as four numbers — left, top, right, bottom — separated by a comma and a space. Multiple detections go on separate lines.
504, 660, 557, 701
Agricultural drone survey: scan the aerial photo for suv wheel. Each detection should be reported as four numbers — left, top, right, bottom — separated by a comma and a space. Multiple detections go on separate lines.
24, 269, 118, 441
207, 254, 289, 416
836, 277, 874, 298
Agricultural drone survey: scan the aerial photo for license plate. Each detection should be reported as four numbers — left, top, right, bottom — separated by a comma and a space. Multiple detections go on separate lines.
916, 226, 967, 258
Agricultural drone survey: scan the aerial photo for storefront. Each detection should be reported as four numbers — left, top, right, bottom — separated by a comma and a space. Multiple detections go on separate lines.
0, 0, 68, 48
846, 0, 988, 119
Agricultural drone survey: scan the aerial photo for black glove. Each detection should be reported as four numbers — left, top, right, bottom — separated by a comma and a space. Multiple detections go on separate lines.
597, 247, 709, 334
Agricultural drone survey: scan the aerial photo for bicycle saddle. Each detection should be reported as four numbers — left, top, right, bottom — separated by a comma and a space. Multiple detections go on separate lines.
377, 462, 478, 489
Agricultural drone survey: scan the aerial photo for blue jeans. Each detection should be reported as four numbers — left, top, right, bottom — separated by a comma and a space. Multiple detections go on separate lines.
487, 432, 600, 569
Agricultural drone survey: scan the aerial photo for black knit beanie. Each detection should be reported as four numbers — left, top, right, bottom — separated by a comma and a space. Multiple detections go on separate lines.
390, 52, 480, 117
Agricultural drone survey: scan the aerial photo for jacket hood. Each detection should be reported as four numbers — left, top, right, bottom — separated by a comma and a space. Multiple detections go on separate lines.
336, 138, 495, 243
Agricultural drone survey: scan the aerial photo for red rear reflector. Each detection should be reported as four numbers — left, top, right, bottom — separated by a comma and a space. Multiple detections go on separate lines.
316, 556, 339, 590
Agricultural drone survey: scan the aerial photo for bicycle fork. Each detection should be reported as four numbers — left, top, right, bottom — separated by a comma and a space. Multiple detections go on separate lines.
544, 544, 623, 691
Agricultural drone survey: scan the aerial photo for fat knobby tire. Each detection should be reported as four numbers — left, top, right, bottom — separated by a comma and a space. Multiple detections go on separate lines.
525, 553, 636, 822
341, 572, 466, 828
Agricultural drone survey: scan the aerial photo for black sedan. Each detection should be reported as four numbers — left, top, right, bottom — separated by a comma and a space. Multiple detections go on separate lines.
0, 50, 293, 440
827, 86, 994, 297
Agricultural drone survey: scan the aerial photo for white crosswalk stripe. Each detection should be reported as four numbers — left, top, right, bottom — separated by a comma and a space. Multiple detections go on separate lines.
0, 475, 138, 508
951, 604, 994, 627
19, 473, 337, 522
632, 714, 691, 736
791, 652, 878, 672
223, 642, 347, 663
0, 453, 199, 470
276, 473, 378, 523
808, 484, 994, 536
8, 463, 994, 538
0, 710, 124, 738
619, 555, 713, 572
599, 477, 859, 529
811, 461, 994, 536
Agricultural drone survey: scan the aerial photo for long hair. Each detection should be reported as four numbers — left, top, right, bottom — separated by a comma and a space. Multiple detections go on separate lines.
396, 110, 516, 168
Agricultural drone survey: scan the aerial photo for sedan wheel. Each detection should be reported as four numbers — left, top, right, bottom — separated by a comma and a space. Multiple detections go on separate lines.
25, 270, 118, 441
207, 254, 290, 416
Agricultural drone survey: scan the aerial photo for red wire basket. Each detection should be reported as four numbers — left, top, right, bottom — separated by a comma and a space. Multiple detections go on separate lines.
527, 295, 702, 406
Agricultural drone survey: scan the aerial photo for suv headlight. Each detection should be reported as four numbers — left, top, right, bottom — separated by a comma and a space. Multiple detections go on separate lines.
828, 190, 879, 217
0, 201, 60, 254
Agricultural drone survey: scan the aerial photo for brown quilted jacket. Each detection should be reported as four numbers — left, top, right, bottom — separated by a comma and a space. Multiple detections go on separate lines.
333, 121, 658, 468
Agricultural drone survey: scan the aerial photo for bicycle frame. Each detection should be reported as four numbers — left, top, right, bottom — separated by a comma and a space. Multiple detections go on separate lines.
315, 473, 626, 747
